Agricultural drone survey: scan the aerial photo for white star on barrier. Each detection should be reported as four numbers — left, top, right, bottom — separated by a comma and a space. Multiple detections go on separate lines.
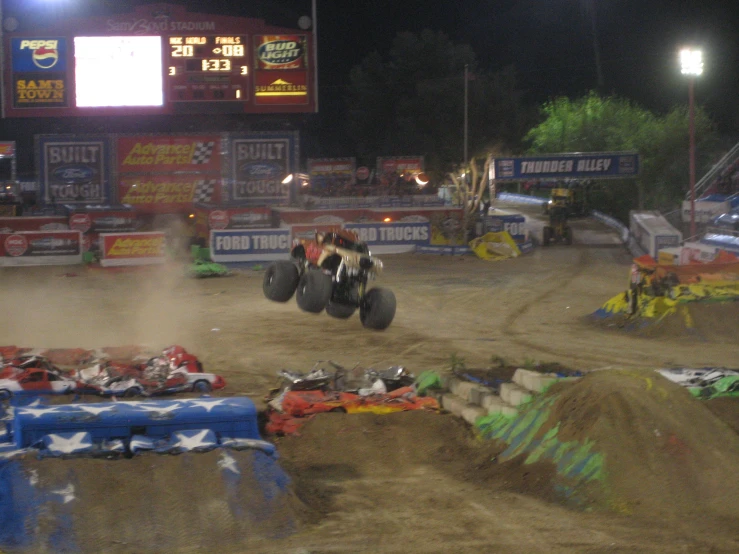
189, 399, 228, 412
75, 405, 117, 416
29, 469, 39, 486
46, 432, 91, 453
218, 451, 241, 475
135, 403, 182, 414
173, 430, 213, 450
51, 483, 76, 504
18, 406, 60, 418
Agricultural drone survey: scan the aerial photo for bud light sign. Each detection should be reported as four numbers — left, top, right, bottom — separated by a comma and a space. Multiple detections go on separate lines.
210, 229, 291, 262
38, 136, 111, 204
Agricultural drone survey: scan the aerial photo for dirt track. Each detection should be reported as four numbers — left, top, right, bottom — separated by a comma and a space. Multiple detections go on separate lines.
2, 207, 738, 552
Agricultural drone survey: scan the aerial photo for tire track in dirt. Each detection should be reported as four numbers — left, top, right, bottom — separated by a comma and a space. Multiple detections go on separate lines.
498, 244, 646, 368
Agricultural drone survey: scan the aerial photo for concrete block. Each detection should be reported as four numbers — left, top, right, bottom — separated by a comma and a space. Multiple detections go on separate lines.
526, 374, 559, 393
450, 379, 493, 405
499, 382, 533, 407
441, 393, 489, 424
460, 405, 488, 426
440, 393, 467, 417
482, 394, 518, 417
512, 368, 537, 389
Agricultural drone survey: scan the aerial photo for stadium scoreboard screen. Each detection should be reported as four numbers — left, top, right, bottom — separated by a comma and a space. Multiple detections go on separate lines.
167, 35, 249, 102
2, 4, 315, 117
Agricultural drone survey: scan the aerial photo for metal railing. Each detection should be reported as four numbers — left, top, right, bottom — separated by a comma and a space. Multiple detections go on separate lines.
691, 140, 739, 199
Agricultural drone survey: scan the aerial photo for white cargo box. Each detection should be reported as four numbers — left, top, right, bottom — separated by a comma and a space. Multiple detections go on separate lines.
630, 211, 683, 259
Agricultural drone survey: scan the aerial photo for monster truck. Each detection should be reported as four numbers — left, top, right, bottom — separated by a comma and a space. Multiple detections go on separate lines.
262, 229, 396, 330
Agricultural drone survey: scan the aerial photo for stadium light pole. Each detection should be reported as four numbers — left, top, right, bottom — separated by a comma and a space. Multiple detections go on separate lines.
680, 48, 703, 239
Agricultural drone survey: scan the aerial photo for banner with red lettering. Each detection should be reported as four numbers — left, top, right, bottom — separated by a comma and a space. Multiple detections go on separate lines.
307, 157, 356, 188
376, 156, 424, 185
0, 230, 82, 266
100, 232, 166, 267
117, 135, 222, 173
118, 174, 222, 213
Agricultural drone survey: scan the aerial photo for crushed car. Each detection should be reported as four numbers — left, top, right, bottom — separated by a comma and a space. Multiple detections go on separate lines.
0, 367, 79, 400
264, 361, 438, 435
263, 228, 396, 330
73, 347, 224, 397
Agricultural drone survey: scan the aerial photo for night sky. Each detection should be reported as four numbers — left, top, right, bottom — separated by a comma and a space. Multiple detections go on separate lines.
3, 0, 738, 133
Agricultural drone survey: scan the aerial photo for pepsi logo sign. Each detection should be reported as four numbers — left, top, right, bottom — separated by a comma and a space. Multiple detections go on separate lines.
69, 213, 92, 233
208, 210, 230, 230
20, 40, 60, 69
4, 234, 28, 257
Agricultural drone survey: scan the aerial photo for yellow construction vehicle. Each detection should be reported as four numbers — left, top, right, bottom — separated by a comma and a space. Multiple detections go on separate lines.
542, 188, 573, 246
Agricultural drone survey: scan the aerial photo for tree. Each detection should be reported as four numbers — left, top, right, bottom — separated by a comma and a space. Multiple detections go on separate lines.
345, 30, 532, 177
524, 92, 719, 218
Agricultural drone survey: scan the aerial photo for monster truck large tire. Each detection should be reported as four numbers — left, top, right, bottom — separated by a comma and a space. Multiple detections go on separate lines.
263, 261, 300, 302
326, 301, 356, 319
360, 287, 396, 330
296, 269, 333, 313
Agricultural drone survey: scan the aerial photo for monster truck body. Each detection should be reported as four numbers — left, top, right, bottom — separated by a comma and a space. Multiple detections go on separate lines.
263, 229, 396, 330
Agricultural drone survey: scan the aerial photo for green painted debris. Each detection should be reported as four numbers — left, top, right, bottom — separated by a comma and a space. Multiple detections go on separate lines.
188, 259, 231, 278
415, 371, 442, 395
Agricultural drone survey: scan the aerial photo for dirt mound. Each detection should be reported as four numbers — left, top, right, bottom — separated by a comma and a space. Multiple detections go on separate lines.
7, 449, 313, 553
546, 370, 739, 518
591, 299, 739, 342
273, 410, 563, 516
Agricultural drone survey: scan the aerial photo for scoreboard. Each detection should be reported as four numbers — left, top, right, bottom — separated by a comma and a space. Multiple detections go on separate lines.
168, 36, 249, 102
1, 4, 315, 117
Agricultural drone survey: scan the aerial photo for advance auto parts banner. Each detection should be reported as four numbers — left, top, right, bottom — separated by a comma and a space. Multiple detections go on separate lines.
100, 232, 166, 267
119, 175, 221, 212
229, 134, 297, 204
117, 135, 222, 212
38, 136, 111, 204
117, 136, 221, 172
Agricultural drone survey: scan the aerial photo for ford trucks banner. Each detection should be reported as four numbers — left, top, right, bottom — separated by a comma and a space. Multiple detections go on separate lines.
100, 232, 166, 267
11, 38, 69, 109
210, 228, 291, 262
37, 136, 111, 204
228, 133, 298, 204
492, 152, 640, 181
344, 222, 431, 254
0, 230, 82, 266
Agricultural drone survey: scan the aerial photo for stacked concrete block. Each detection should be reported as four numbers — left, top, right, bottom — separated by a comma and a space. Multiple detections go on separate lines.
512, 369, 560, 393
499, 382, 533, 407
436, 370, 581, 425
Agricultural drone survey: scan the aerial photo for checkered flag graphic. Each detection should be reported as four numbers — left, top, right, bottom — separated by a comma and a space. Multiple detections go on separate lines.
193, 180, 217, 202
191, 141, 215, 164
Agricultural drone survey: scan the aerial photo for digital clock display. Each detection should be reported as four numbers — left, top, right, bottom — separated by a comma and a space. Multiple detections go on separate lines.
167, 35, 249, 102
